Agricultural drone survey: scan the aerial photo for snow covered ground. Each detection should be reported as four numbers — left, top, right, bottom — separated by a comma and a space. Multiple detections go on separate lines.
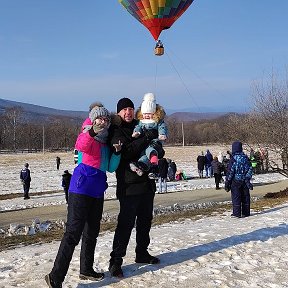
0, 202, 288, 287
1, 148, 288, 287
0, 145, 282, 196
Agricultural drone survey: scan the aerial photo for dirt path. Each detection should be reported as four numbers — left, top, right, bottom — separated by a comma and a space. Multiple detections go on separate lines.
1, 180, 288, 229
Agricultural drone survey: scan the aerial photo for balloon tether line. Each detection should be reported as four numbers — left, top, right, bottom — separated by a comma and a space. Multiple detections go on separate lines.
165, 49, 200, 111
167, 47, 228, 101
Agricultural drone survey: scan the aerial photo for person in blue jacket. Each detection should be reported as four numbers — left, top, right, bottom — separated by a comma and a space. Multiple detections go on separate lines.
20, 163, 31, 200
225, 141, 253, 218
204, 149, 213, 178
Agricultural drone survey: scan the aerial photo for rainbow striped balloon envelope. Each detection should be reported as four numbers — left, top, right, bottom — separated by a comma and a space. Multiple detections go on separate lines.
119, 0, 194, 40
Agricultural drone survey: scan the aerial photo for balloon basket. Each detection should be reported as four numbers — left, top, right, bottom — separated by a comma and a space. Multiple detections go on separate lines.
154, 47, 164, 56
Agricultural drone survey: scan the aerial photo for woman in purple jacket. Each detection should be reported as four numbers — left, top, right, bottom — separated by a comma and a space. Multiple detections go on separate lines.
45, 103, 122, 288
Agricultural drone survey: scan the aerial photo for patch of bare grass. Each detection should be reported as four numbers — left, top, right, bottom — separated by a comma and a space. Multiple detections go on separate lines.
264, 187, 288, 198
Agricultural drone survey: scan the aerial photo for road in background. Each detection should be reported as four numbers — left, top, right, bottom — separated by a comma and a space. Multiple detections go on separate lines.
1, 180, 287, 229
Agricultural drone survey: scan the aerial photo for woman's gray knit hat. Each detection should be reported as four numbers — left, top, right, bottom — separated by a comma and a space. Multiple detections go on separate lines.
89, 106, 110, 122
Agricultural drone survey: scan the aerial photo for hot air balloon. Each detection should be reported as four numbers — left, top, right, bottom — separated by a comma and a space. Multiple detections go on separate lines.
118, 0, 194, 56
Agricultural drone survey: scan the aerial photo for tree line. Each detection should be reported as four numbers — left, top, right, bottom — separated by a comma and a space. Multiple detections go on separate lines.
0, 108, 245, 151
0, 107, 80, 152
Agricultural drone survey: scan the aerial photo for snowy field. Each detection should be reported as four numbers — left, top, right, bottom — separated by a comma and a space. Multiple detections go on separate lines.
0, 146, 286, 212
1, 146, 288, 287
1, 144, 277, 195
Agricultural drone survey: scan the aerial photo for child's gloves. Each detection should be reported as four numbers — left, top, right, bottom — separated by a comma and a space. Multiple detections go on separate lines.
158, 134, 167, 141
132, 131, 141, 138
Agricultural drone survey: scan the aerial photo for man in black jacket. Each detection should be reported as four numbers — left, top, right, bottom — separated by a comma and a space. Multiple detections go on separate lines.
108, 97, 162, 278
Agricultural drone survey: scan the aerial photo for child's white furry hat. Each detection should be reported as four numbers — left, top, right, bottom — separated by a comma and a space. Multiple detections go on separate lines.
141, 92, 156, 114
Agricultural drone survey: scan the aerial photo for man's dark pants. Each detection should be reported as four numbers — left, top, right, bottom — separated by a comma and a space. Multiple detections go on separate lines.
110, 193, 155, 266
23, 182, 30, 198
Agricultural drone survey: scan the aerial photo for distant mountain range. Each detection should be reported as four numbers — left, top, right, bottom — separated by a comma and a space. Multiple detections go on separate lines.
168, 111, 229, 122
0, 98, 87, 122
0, 98, 235, 122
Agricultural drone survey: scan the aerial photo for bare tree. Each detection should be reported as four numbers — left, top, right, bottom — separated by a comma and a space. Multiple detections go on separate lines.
3, 106, 23, 151
250, 69, 288, 173
166, 119, 182, 145
224, 113, 255, 144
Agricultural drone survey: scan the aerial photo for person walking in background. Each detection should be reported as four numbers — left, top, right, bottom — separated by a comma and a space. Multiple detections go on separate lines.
108, 97, 163, 278
217, 151, 224, 163
222, 155, 230, 176
61, 170, 72, 204
56, 156, 61, 170
170, 161, 177, 178
281, 147, 288, 170
158, 158, 168, 193
45, 103, 122, 288
250, 154, 258, 174
196, 151, 205, 178
205, 149, 213, 178
211, 156, 223, 190
166, 159, 173, 181
249, 148, 255, 160
225, 141, 253, 218
260, 147, 269, 172
226, 150, 232, 160
254, 149, 261, 174
167, 159, 177, 181
20, 163, 31, 200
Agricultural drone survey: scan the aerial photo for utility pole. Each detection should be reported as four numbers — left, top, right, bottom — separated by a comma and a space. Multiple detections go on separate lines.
42, 126, 45, 154
182, 122, 185, 147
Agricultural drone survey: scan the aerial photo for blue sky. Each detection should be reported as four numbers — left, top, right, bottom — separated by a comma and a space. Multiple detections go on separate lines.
0, 1, 288, 113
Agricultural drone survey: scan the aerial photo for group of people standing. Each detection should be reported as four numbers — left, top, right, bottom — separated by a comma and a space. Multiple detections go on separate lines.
249, 148, 269, 174
44, 95, 165, 287
196, 149, 229, 189
197, 149, 231, 180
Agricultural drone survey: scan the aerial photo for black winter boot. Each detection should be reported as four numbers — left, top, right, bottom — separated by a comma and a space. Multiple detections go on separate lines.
79, 270, 104, 281
44, 274, 62, 288
135, 253, 160, 264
